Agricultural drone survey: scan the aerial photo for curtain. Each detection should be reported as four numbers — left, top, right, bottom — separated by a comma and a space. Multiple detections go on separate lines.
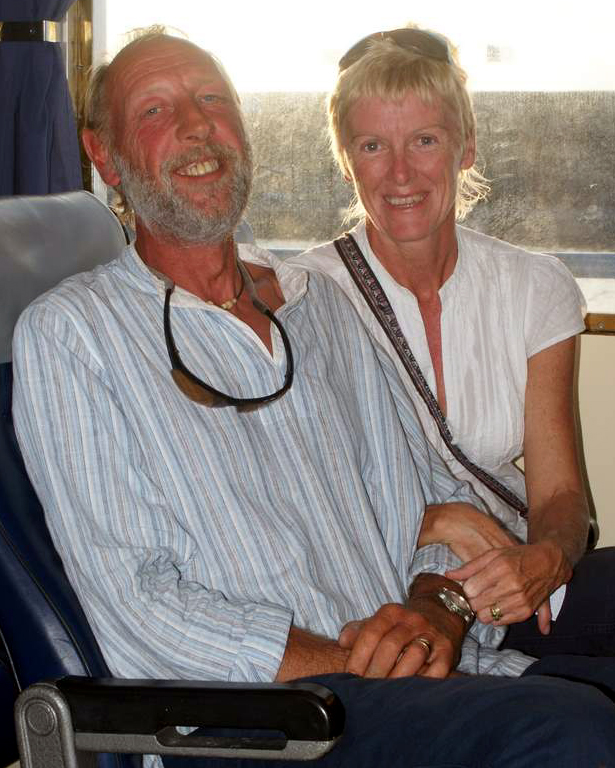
0, 0, 82, 195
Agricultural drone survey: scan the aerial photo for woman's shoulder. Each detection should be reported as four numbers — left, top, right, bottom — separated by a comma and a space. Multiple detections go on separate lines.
455, 226, 585, 353
455, 225, 576, 287
288, 236, 348, 276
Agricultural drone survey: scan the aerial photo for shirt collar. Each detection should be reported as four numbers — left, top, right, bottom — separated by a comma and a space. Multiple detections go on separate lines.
118, 242, 309, 310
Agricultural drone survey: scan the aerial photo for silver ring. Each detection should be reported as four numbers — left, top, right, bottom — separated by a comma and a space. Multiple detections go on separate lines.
411, 636, 432, 656
490, 603, 503, 621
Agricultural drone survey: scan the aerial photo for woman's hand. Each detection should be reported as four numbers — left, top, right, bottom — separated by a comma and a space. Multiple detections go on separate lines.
447, 540, 572, 632
420, 503, 572, 632
420, 502, 519, 562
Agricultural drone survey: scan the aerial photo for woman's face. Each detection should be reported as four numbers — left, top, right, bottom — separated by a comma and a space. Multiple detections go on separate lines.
343, 90, 475, 253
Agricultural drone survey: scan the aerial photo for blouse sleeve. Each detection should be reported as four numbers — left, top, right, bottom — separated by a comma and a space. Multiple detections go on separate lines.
523, 254, 586, 358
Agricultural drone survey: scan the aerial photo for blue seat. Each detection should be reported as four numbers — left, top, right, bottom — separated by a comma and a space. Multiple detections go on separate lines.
0, 192, 342, 768
0, 646, 18, 767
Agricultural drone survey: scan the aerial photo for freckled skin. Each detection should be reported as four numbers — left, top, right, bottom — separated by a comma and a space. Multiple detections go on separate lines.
342, 92, 476, 415
343, 91, 475, 265
103, 37, 248, 213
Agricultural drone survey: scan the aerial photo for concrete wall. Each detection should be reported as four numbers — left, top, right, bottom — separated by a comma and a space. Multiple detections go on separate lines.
243, 91, 615, 253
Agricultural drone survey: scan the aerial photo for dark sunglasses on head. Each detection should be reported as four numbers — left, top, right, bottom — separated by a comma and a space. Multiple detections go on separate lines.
338, 28, 454, 71
163, 257, 294, 411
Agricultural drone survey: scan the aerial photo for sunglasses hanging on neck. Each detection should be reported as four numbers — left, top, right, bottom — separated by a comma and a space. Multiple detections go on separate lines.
163, 254, 294, 411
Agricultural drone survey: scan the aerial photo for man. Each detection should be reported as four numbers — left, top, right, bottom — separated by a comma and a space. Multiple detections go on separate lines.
12, 30, 615, 768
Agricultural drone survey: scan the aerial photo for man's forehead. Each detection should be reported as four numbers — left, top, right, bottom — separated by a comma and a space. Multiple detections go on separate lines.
109, 37, 227, 96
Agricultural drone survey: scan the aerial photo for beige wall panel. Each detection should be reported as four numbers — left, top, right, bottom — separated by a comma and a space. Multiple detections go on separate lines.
578, 334, 615, 545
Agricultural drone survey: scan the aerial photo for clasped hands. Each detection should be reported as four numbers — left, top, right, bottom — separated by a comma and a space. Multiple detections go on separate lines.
421, 503, 573, 634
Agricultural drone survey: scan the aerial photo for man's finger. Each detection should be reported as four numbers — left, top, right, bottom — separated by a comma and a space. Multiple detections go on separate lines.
388, 639, 433, 679
364, 626, 421, 678
344, 618, 390, 675
338, 620, 363, 648
420, 655, 453, 679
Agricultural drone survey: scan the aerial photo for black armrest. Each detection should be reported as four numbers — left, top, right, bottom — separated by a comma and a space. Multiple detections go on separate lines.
15, 676, 344, 768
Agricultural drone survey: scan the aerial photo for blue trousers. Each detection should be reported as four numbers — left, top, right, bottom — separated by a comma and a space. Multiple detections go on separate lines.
502, 546, 615, 657
163, 669, 615, 767
164, 549, 615, 767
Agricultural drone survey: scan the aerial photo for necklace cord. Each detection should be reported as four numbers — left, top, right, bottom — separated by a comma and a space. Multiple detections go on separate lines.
164, 253, 294, 408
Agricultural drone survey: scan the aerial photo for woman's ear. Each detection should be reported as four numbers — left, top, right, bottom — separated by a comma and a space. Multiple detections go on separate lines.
82, 129, 122, 187
341, 153, 354, 184
460, 131, 477, 170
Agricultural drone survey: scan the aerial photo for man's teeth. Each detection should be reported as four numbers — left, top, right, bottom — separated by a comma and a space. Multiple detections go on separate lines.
177, 159, 219, 176
386, 192, 426, 207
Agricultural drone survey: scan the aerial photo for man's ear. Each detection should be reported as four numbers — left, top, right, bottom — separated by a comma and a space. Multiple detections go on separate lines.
82, 128, 121, 187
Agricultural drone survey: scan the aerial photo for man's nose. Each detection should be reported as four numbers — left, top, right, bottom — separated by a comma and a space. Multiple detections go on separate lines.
176, 101, 214, 142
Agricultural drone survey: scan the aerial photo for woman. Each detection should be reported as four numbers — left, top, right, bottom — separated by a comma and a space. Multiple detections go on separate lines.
290, 25, 615, 658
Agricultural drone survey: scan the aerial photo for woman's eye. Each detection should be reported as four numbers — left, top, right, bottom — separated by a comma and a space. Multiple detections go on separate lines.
363, 141, 380, 153
145, 106, 162, 116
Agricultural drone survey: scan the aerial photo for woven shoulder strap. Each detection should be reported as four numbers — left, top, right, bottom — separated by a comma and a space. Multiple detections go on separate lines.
334, 233, 527, 517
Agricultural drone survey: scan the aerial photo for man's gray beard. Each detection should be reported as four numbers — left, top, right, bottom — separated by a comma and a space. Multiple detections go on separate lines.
112, 142, 252, 245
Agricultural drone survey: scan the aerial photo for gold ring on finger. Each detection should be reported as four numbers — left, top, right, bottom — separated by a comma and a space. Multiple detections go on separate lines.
411, 636, 432, 656
490, 603, 503, 621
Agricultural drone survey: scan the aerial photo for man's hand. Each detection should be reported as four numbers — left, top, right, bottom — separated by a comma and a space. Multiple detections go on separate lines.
447, 541, 572, 632
338, 576, 467, 680
275, 626, 349, 681
420, 503, 519, 562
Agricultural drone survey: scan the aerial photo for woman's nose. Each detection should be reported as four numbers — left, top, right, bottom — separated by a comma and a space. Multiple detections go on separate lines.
390, 151, 416, 185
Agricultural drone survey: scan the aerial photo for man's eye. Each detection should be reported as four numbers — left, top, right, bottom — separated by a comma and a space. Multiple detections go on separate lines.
418, 135, 437, 147
145, 106, 162, 116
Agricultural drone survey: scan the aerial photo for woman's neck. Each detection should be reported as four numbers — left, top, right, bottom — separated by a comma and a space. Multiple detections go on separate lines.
365, 220, 459, 302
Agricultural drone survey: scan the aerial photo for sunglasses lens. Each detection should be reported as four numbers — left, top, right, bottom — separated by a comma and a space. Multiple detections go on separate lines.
171, 368, 223, 406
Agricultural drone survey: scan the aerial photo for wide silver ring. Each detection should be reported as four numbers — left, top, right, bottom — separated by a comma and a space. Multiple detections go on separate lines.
411, 636, 432, 656
490, 603, 503, 621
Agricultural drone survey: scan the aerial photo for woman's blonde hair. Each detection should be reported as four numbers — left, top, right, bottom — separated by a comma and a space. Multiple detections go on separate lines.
328, 28, 489, 221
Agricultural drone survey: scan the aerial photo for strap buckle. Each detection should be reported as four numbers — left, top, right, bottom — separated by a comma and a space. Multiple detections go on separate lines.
0, 21, 60, 42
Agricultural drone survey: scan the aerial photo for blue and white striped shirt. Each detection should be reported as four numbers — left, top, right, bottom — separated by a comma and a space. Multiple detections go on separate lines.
13, 244, 533, 691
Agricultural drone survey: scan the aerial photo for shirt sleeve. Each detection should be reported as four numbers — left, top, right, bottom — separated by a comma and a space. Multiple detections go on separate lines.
523, 254, 586, 358
458, 635, 536, 677
12, 302, 292, 684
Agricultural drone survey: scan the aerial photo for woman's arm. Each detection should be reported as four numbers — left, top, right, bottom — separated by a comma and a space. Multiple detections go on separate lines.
523, 335, 589, 566
447, 336, 589, 631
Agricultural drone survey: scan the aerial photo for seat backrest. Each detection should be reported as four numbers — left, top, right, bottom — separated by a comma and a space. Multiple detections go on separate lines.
0, 191, 133, 768
0, 191, 128, 364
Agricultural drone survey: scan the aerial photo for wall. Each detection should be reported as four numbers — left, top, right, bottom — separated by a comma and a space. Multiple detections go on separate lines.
243, 91, 615, 253
578, 334, 615, 545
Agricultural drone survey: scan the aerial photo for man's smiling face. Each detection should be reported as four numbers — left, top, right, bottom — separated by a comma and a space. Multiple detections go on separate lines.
106, 36, 252, 243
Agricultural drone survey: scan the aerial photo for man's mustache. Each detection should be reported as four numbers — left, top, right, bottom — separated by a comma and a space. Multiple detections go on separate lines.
161, 143, 240, 176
